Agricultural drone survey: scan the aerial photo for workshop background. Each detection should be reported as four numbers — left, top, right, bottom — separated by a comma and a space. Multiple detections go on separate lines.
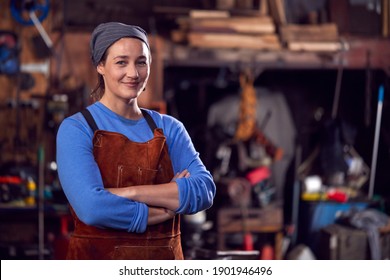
1, 0, 390, 260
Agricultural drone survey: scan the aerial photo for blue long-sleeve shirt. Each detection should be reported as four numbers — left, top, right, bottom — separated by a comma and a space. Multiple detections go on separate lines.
56, 102, 216, 233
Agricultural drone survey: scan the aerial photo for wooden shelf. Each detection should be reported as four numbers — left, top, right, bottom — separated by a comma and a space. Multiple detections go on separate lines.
164, 36, 390, 73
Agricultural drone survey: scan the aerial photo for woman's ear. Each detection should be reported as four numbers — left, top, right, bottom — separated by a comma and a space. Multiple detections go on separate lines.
97, 63, 104, 76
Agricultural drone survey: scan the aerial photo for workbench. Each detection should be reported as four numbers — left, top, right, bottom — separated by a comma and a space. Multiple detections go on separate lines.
217, 204, 283, 259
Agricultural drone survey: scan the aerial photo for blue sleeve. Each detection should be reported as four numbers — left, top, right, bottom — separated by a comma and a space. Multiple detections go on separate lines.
56, 115, 148, 233
158, 114, 216, 215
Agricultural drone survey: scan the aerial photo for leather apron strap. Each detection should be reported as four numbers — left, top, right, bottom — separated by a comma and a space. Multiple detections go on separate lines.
81, 109, 99, 132
81, 108, 157, 133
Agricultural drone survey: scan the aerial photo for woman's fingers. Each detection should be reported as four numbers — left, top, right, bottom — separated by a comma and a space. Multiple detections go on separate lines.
172, 169, 190, 180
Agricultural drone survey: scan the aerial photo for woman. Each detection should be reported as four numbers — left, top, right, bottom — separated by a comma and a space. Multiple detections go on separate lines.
56, 22, 216, 260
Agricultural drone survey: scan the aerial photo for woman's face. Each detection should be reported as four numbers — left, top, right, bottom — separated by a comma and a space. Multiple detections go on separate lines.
97, 37, 150, 103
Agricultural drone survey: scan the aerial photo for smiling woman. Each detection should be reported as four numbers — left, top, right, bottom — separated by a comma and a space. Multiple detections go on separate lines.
56, 22, 216, 260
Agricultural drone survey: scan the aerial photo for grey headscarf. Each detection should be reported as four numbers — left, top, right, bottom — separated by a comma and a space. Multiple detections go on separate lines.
90, 22, 149, 66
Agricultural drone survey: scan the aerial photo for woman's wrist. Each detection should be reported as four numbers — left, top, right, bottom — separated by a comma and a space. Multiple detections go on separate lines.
125, 186, 137, 200
147, 206, 175, 225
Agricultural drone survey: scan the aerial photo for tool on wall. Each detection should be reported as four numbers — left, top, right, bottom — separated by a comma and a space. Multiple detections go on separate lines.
10, 0, 50, 26
368, 85, 385, 199
0, 31, 20, 75
10, 0, 53, 51
0, 30, 24, 153
6, 0, 53, 149
7, 0, 52, 260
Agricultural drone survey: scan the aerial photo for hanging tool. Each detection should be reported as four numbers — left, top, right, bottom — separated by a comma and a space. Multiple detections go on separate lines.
10, 0, 53, 51
10, 0, 50, 26
235, 69, 257, 142
368, 85, 385, 199
235, 69, 283, 161
0, 31, 20, 75
9, 0, 52, 156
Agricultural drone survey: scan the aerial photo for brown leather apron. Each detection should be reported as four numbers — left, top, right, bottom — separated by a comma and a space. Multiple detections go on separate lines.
66, 109, 183, 260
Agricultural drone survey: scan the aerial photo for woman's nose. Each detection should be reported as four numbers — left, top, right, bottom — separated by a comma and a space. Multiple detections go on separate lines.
126, 64, 139, 79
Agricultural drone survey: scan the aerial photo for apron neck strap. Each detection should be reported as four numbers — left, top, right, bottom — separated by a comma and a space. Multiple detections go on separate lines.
141, 109, 157, 133
80, 108, 158, 134
81, 109, 98, 132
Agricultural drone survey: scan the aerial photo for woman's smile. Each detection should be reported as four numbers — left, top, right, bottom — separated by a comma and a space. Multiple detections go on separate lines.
122, 81, 140, 88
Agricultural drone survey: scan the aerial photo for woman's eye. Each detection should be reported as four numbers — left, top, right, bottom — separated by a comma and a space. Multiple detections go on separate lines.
116, 60, 127, 65
137, 61, 147, 66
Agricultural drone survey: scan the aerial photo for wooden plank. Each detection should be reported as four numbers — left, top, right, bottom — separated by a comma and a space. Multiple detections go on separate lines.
190, 16, 276, 34
287, 41, 343, 52
275, 0, 287, 24
268, 0, 287, 25
189, 9, 230, 19
280, 24, 339, 42
260, 0, 269, 16
188, 32, 281, 50
280, 23, 341, 52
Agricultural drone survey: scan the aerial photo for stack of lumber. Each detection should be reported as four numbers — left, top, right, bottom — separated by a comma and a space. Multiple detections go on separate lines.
172, 10, 281, 50
279, 23, 343, 52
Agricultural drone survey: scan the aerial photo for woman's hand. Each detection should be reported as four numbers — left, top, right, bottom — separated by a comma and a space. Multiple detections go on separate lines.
172, 169, 190, 181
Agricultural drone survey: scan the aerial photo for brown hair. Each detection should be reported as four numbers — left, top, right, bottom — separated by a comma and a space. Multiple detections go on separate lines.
90, 52, 108, 102
90, 74, 105, 102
